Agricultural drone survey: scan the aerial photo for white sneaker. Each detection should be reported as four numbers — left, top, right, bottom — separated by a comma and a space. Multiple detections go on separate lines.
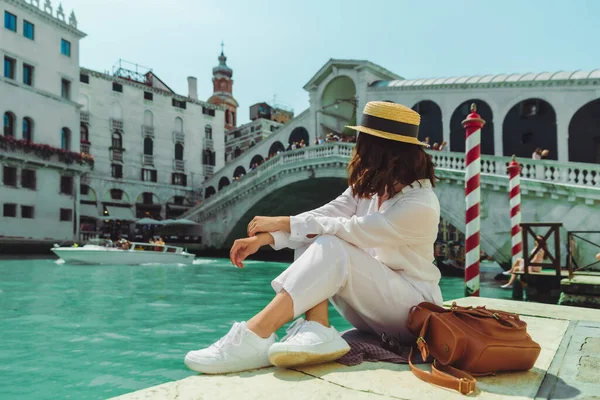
502, 271, 512, 276
501, 283, 513, 289
184, 322, 276, 374
268, 318, 350, 368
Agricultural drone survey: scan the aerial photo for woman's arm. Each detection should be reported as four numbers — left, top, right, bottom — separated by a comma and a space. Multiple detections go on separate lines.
288, 201, 439, 249
269, 187, 358, 250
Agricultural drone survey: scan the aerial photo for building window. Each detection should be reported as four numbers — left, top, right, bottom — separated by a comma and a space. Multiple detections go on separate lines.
141, 168, 157, 182
110, 189, 124, 200
174, 143, 184, 160
21, 205, 34, 219
173, 196, 184, 205
80, 123, 89, 142
60, 208, 73, 222
172, 173, 187, 186
60, 176, 73, 195
22, 117, 33, 142
61, 39, 71, 57
3, 112, 15, 136
3, 204, 17, 218
205, 125, 212, 140
111, 164, 123, 179
23, 20, 34, 40
202, 107, 216, 117
23, 63, 33, 86
61, 128, 71, 150
21, 169, 36, 189
80, 184, 89, 195
4, 56, 15, 79
172, 99, 186, 109
2, 166, 17, 186
80, 73, 89, 84
112, 82, 123, 93
4, 11, 16, 32
61, 79, 71, 99
111, 132, 122, 149
144, 91, 153, 101
143, 137, 153, 155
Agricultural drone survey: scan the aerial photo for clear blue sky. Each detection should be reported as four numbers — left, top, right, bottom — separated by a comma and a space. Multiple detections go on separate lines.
67, 0, 598, 124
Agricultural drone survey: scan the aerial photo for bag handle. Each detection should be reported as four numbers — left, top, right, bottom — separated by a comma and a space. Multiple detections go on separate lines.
409, 347, 477, 395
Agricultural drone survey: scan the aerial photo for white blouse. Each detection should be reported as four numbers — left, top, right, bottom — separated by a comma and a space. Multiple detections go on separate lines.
269, 179, 442, 282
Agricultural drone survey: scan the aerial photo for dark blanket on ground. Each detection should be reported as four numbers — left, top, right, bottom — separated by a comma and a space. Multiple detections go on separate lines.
337, 329, 428, 366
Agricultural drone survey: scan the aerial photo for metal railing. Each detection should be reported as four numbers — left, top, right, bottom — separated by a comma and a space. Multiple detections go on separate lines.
80, 142, 90, 154
173, 131, 185, 143
110, 118, 124, 131
173, 159, 185, 171
205, 138, 214, 148
143, 154, 154, 165
111, 149, 124, 162
142, 125, 154, 138
204, 164, 214, 176
80, 111, 90, 124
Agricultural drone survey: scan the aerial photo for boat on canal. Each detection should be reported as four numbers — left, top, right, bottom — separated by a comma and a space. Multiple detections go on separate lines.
51, 239, 195, 265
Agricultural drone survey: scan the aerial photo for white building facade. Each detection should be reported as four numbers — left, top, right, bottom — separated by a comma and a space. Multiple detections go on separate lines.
0, 0, 90, 245
78, 65, 225, 239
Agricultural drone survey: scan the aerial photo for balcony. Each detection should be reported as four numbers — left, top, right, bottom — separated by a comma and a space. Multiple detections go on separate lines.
110, 118, 124, 131
80, 111, 90, 124
205, 138, 214, 148
142, 125, 154, 138
80, 142, 90, 154
143, 154, 154, 165
173, 131, 185, 143
204, 164, 214, 177
110, 149, 124, 162
173, 160, 185, 171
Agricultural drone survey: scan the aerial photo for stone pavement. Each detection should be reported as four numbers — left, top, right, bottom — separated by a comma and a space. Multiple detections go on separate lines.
112, 297, 600, 400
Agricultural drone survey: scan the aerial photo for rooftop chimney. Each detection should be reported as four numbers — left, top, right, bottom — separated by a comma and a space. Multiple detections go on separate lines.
187, 76, 198, 100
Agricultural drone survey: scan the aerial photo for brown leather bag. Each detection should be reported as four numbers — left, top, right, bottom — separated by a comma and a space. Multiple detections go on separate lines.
406, 302, 541, 395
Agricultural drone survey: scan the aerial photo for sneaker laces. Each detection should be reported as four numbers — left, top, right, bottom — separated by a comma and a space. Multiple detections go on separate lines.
212, 322, 246, 349
281, 318, 306, 342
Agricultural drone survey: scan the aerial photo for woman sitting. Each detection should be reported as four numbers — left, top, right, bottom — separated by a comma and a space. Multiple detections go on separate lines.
184, 101, 443, 375
502, 235, 548, 289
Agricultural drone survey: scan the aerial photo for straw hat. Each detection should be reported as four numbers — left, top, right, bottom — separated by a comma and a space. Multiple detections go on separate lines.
346, 101, 428, 147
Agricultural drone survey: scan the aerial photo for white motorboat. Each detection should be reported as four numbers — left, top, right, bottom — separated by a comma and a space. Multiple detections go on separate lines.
51, 239, 195, 265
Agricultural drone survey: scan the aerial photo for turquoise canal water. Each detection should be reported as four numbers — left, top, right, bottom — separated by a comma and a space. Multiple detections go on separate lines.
0, 258, 510, 399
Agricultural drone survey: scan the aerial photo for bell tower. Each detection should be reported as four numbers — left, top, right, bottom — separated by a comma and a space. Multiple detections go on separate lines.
207, 42, 239, 131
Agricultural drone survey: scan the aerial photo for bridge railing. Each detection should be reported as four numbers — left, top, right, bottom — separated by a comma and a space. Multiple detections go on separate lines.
186, 143, 600, 218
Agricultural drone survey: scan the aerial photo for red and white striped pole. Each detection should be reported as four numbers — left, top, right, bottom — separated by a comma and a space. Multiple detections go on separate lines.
462, 104, 485, 297
507, 155, 523, 267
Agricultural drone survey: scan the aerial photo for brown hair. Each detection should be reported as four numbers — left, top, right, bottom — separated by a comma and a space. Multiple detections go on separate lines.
347, 132, 437, 199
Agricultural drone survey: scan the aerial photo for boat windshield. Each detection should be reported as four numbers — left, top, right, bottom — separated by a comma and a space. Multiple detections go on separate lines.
86, 238, 114, 247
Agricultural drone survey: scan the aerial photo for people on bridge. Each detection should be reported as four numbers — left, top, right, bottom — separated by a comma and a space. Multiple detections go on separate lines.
184, 101, 443, 375
501, 235, 549, 289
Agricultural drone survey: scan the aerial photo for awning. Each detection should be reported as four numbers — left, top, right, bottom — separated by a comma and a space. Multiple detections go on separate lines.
103, 206, 136, 221
80, 203, 100, 219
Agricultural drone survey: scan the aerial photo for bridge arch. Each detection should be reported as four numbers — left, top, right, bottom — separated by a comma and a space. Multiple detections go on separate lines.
218, 177, 230, 191
320, 75, 357, 140
288, 127, 309, 147
233, 165, 246, 178
503, 98, 557, 159
249, 154, 264, 169
450, 99, 494, 155
205, 186, 216, 199
269, 141, 285, 157
569, 99, 600, 163
412, 100, 443, 146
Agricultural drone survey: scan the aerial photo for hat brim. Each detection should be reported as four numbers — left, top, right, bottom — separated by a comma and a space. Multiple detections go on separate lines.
346, 125, 430, 147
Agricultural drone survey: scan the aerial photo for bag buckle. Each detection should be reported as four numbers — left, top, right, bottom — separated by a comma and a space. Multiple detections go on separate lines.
416, 337, 427, 346
458, 378, 475, 395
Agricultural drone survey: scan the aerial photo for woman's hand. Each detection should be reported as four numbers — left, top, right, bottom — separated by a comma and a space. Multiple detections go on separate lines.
247, 216, 290, 237
229, 234, 274, 268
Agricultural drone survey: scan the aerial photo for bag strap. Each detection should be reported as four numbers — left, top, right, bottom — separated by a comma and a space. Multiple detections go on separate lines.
409, 347, 477, 395
409, 313, 476, 395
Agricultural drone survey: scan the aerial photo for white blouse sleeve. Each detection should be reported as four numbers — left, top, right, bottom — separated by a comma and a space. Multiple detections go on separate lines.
288, 200, 438, 249
269, 187, 357, 250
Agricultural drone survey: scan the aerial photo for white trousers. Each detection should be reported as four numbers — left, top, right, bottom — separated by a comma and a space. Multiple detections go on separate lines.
271, 235, 443, 342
